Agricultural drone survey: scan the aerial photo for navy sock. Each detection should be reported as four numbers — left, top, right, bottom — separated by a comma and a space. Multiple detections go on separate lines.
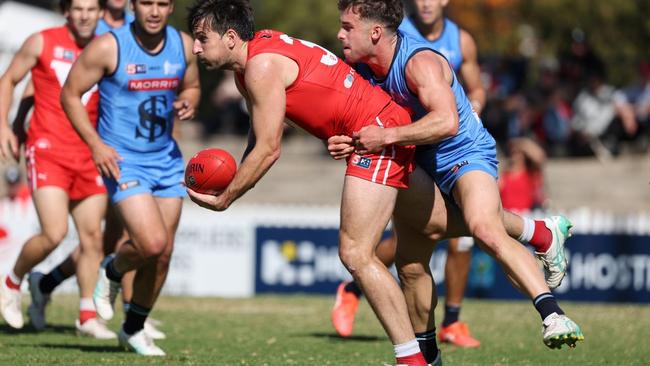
442, 304, 460, 327
39, 266, 69, 294
123, 302, 150, 335
105, 257, 123, 282
533, 292, 564, 320
415, 329, 439, 364
344, 281, 362, 298
123, 301, 131, 314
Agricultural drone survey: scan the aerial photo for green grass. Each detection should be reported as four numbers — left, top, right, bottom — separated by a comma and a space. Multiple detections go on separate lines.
1, 295, 649, 365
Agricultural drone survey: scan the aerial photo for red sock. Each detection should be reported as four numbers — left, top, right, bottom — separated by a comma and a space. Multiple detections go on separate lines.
5, 276, 20, 290
529, 220, 552, 253
79, 310, 97, 325
396, 352, 428, 366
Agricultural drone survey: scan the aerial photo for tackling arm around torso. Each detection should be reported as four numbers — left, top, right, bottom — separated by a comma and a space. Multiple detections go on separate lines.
384, 51, 459, 146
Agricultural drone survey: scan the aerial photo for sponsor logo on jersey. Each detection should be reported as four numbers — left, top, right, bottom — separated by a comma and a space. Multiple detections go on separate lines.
126, 64, 147, 74
53, 47, 75, 61
119, 180, 140, 191
451, 160, 469, 173
344, 71, 355, 89
163, 60, 183, 75
128, 78, 180, 91
352, 155, 372, 169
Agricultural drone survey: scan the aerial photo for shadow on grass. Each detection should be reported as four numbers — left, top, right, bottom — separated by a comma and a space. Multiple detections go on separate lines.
11, 342, 123, 353
0, 323, 77, 335
304, 332, 386, 342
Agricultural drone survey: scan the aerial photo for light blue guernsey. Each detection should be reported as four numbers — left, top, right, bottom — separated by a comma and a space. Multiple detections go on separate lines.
98, 24, 186, 155
98, 24, 187, 203
398, 16, 463, 72
356, 32, 497, 195
95, 13, 135, 35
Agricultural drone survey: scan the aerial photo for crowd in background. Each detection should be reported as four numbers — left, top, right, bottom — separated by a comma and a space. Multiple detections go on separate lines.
481, 30, 649, 160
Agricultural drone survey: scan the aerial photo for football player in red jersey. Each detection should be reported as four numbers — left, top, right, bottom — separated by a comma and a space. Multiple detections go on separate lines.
187, 1, 429, 364
0, 0, 115, 338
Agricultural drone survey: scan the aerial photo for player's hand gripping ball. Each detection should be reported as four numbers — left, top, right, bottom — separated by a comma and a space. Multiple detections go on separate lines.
185, 148, 237, 194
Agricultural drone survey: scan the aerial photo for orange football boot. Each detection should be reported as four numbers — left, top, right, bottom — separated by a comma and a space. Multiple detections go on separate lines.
331, 282, 360, 337
437, 321, 480, 348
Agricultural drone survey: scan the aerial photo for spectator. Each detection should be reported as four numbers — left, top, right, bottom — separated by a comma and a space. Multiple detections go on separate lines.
570, 68, 637, 159
499, 137, 547, 212
621, 61, 650, 152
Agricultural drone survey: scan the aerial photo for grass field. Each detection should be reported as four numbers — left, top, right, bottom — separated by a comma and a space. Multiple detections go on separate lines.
0, 295, 649, 365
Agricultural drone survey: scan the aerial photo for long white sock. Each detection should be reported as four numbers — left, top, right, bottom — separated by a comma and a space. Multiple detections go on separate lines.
8, 271, 22, 286
518, 217, 535, 242
394, 339, 420, 358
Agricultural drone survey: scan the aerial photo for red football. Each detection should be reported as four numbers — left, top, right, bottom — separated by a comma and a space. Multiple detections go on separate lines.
185, 148, 237, 194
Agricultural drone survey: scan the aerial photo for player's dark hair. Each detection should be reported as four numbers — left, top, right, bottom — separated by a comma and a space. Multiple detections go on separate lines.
188, 0, 255, 41
337, 0, 404, 33
60, 0, 107, 12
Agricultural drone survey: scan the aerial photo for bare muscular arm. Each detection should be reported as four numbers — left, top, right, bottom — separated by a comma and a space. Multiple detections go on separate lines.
459, 29, 486, 114
188, 53, 296, 211
0, 33, 41, 160
61, 34, 122, 179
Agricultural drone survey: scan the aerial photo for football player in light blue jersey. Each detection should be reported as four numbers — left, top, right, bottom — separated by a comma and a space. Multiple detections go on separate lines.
331, 0, 489, 347
329, 0, 583, 359
61, 0, 200, 356
95, 0, 135, 35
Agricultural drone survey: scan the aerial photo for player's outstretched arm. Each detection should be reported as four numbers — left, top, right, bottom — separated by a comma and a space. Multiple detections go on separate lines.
0, 33, 41, 161
173, 32, 201, 121
61, 34, 122, 180
459, 30, 486, 115
188, 54, 288, 211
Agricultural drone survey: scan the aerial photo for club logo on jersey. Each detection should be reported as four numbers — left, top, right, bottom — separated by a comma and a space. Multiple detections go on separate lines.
119, 180, 140, 191
163, 60, 183, 75
352, 155, 372, 169
344, 71, 355, 89
127, 64, 147, 74
136, 95, 168, 142
128, 78, 180, 91
53, 46, 75, 61
451, 160, 469, 174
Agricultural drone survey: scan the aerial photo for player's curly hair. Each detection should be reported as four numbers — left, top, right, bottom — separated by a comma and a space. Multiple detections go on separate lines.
60, 0, 107, 12
337, 0, 404, 32
188, 0, 255, 41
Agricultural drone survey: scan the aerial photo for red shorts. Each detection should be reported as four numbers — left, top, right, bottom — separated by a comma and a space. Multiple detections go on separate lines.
25, 143, 106, 200
345, 103, 415, 188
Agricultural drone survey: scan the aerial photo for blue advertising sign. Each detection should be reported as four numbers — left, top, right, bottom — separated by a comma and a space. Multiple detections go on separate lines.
255, 227, 350, 294
255, 227, 650, 303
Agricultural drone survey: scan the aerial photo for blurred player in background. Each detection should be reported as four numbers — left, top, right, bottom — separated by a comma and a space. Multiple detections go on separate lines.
30, 0, 166, 340
0, 0, 114, 339
61, 0, 199, 355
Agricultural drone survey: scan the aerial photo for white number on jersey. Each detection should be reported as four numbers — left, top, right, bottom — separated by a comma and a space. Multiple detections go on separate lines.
279, 34, 338, 66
